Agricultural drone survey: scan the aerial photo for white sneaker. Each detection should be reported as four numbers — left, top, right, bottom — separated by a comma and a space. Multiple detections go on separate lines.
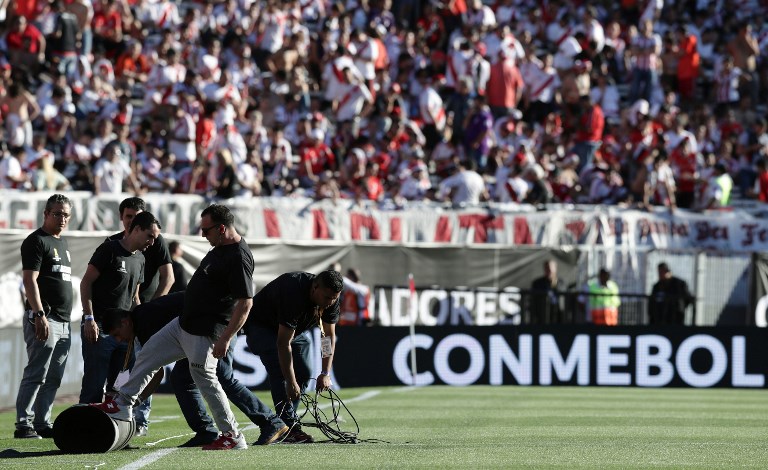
135, 425, 148, 436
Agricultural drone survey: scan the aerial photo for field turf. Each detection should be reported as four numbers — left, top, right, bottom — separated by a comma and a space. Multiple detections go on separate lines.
1, 386, 767, 468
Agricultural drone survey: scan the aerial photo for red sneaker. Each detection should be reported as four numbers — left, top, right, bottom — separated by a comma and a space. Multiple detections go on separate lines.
89, 399, 132, 421
201, 431, 247, 450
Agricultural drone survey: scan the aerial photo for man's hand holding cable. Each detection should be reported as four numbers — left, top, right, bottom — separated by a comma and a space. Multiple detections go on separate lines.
316, 372, 332, 392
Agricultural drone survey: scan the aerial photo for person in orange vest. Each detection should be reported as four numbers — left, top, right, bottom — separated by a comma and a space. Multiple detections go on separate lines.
338, 268, 371, 327
580, 268, 621, 325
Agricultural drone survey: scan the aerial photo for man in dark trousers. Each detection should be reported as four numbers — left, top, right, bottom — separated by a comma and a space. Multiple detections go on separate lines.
244, 270, 343, 443
15, 194, 74, 439
529, 259, 564, 324
105, 197, 174, 436
649, 262, 694, 325
92, 204, 254, 451
79, 211, 161, 408
102, 293, 288, 447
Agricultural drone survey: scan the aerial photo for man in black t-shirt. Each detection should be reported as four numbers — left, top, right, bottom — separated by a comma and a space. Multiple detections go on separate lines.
92, 204, 253, 451
244, 270, 343, 443
105, 197, 173, 435
107, 197, 174, 303
79, 212, 160, 407
15, 194, 74, 439
102, 293, 288, 447
649, 262, 695, 325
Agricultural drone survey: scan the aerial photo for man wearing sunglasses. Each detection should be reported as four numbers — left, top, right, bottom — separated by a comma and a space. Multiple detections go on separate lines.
92, 204, 254, 450
15, 194, 74, 439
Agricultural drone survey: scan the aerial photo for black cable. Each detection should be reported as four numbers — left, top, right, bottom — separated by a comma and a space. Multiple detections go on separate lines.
272, 381, 388, 444
299, 388, 360, 444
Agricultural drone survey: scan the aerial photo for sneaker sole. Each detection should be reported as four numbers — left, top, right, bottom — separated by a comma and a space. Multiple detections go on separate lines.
255, 425, 290, 445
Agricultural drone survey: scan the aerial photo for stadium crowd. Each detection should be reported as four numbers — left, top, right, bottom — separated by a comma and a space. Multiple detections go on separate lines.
1, 0, 768, 210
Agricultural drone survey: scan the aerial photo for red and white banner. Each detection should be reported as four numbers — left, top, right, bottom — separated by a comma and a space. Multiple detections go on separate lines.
1, 192, 767, 251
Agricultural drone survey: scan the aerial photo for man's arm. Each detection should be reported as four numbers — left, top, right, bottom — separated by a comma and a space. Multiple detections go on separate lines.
153, 263, 175, 299
80, 264, 101, 343
276, 323, 300, 400
212, 297, 253, 359
316, 321, 336, 392
22, 269, 49, 341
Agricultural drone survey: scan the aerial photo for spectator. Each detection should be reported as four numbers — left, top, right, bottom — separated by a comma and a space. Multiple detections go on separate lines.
6, 15, 46, 74
700, 162, 733, 209
486, 47, 524, 118
168, 241, 187, 293
572, 94, 605, 172
92, 146, 137, 195
628, 19, 662, 104
436, 160, 488, 205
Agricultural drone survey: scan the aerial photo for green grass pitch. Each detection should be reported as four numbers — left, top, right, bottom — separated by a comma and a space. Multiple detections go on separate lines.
1, 386, 767, 468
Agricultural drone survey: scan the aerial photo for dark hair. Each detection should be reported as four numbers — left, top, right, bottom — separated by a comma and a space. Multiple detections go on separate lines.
658, 262, 670, 271
129, 211, 161, 232
101, 308, 131, 334
119, 197, 146, 216
201, 204, 235, 227
45, 194, 72, 212
169, 240, 180, 252
315, 270, 344, 293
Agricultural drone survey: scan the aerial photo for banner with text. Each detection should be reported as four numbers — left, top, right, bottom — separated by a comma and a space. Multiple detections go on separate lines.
1, 191, 768, 250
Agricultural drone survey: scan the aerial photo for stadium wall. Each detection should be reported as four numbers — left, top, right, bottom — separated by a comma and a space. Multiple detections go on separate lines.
3, 325, 767, 408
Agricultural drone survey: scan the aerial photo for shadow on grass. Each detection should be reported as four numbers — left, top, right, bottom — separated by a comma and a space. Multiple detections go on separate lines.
0, 448, 62, 458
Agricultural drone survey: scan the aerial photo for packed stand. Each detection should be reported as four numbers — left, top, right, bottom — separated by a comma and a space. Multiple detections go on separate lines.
1, 0, 768, 211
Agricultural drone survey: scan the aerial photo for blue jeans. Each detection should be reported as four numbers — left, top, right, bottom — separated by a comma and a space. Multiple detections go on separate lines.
80, 322, 151, 427
629, 68, 655, 103
16, 318, 71, 430
245, 326, 311, 427
80, 323, 128, 404
572, 141, 602, 173
170, 335, 284, 435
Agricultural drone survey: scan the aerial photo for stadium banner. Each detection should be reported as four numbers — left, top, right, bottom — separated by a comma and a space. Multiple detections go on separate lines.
0, 230, 579, 328
2, 191, 768, 250
323, 326, 768, 388
3, 324, 765, 407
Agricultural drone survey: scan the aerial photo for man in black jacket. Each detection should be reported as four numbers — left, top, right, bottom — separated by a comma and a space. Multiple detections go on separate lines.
649, 263, 694, 325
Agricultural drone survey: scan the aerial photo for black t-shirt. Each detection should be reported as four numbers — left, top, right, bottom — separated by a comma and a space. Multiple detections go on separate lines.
51, 12, 78, 53
107, 232, 172, 303
170, 260, 187, 293
88, 240, 145, 321
130, 292, 185, 345
247, 272, 340, 335
20, 228, 74, 322
180, 238, 254, 336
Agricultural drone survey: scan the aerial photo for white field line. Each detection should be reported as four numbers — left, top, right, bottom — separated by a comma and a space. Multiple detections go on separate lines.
117, 448, 178, 470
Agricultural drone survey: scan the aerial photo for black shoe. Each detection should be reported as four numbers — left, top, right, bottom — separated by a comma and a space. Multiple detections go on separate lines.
178, 432, 218, 448
281, 428, 314, 444
14, 428, 42, 439
254, 424, 289, 445
34, 427, 54, 438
